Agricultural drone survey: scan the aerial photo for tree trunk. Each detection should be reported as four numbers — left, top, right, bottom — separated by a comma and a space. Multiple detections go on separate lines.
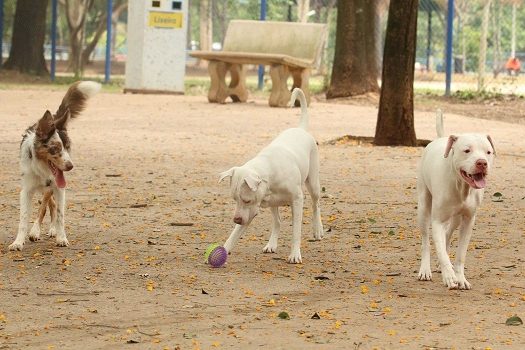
492, 0, 502, 78
477, 0, 491, 92
511, 2, 516, 58
65, 0, 93, 76
198, 0, 212, 67
374, 0, 418, 147
3, 0, 49, 75
326, 0, 379, 98
297, 0, 310, 23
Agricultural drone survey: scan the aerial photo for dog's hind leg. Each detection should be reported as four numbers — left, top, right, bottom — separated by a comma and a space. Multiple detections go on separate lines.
305, 167, 323, 240
454, 215, 475, 290
288, 193, 304, 264
263, 207, 281, 253
417, 186, 432, 281
52, 188, 69, 247
9, 188, 36, 251
436, 215, 461, 272
29, 191, 52, 242
47, 192, 57, 238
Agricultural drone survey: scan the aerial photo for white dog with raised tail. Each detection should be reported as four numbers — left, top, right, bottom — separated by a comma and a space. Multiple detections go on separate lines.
9, 81, 101, 251
417, 109, 496, 289
219, 88, 323, 263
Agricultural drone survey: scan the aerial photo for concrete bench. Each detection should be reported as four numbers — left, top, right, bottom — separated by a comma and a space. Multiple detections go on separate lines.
190, 20, 327, 107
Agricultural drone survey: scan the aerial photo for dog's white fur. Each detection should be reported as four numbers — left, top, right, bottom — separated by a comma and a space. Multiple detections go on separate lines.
417, 110, 496, 289
9, 81, 100, 251
219, 88, 323, 263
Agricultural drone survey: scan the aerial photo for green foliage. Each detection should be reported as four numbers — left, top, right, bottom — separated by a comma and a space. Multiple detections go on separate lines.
417, 1, 525, 73
452, 89, 505, 101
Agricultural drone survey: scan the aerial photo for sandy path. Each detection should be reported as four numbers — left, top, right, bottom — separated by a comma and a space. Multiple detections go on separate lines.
0, 88, 524, 349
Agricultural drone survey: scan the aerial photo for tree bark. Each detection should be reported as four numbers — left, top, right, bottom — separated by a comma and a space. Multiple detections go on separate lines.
198, 0, 212, 67
326, 0, 379, 98
3, 0, 49, 75
64, 0, 93, 76
374, 0, 418, 146
297, 0, 310, 22
477, 0, 491, 92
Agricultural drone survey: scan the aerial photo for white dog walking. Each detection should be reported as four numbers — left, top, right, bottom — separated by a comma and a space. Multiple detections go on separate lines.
417, 110, 496, 289
219, 88, 323, 263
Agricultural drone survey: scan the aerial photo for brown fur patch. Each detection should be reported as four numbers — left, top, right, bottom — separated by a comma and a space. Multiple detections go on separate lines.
54, 82, 89, 123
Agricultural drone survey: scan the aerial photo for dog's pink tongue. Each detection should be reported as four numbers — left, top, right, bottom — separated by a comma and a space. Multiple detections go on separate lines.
55, 169, 66, 188
473, 174, 486, 189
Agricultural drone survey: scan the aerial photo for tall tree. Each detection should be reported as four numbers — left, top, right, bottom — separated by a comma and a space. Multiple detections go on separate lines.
3, 0, 49, 75
297, 0, 310, 22
477, 0, 491, 91
198, 0, 212, 67
374, 0, 418, 146
60, 0, 126, 77
326, 0, 379, 98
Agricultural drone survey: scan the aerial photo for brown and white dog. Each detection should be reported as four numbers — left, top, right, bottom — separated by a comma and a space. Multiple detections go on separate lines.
9, 81, 100, 251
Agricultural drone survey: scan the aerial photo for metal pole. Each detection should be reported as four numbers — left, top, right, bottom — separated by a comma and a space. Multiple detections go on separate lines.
257, 0, 266, 90
50, 0, 58, 80
0, 0, 4, 68
104, 0, 112, 83
426, 9, 431, 72
445, 0, 454, 96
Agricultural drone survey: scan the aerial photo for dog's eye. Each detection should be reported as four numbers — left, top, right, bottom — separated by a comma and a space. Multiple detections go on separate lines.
242, 200, 251, 204
487, 151, 492, 155
464, 149, 470, 153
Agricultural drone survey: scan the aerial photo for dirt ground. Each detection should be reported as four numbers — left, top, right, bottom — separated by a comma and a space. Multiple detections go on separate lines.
0, 84, 524, 350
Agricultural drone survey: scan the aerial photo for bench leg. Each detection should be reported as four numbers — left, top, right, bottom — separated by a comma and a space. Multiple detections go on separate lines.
290, 67, 311, 106
269, 64, 291, 107
228, 64, 248, 103
208, 61, 229, 103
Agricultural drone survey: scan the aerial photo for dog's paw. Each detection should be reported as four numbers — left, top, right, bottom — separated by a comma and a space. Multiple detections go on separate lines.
441, 267, 459, 289
8, 241, 24, 251
313, 225, 324, 240
29, 224, 41, 242
56, 237, 69, 247
456, 275, 471, 290
263, 243, 277, 253
287, 251, 302, 264
48, 227, 57, 238
418, 267, 432, 281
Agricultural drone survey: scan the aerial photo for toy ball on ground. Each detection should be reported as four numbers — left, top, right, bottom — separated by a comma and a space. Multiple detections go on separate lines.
205, 243, 227, 268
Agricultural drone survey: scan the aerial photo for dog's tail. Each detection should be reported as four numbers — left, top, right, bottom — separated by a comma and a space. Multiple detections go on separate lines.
436, 108, 445, 138
289, 88, 309, 129
55, 81, 101, 121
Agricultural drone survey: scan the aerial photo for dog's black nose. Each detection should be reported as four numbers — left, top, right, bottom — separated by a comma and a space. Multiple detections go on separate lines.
65, 162, 74, 171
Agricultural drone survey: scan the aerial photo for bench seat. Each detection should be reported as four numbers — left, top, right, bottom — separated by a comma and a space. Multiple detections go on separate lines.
190, 20, 326, 107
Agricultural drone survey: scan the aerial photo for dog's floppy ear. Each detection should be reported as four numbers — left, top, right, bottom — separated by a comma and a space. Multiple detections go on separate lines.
218, 167, 236, 184
487, 135, 496, 156
36, 110, 56, 140
444, 135, 457, 158
244, 172, 261, 192
54, 108, 71, 131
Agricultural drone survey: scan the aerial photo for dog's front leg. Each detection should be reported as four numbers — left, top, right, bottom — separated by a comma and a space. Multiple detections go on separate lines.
263, 207, 280, 253
431, 219, 458, 289
9, 188, 35, 251
223, 224, 248, 254
454, 215, 475, 290
288, 195, 304, 264
53, 188, 69, 247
